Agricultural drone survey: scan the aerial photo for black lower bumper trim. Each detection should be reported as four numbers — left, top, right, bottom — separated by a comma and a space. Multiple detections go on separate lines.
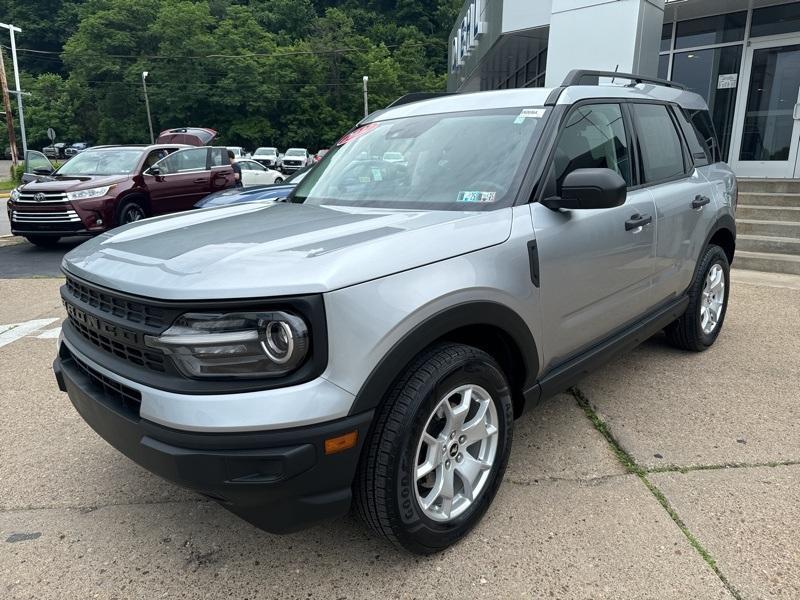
55, 353, 374, 533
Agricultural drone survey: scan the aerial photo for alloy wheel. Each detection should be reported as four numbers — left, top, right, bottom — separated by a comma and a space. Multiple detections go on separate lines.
700, 263, 725, 335
413, 384, 499, 522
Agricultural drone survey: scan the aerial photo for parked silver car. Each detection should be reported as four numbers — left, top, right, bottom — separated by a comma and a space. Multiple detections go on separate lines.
55, 70, 736, 554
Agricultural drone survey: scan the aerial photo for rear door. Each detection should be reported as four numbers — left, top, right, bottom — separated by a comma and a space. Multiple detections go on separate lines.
238, 159, 272, 186
532, 102, 657, 369
630, 103, 717, 303
144, 147, 212, 214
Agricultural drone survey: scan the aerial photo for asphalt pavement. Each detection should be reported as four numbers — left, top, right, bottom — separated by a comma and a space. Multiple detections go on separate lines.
0, 255, 798, 599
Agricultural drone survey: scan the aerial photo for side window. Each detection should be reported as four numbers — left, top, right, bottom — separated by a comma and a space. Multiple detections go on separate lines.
210, 147, 227, 167
155, 148, 208, 175
241, 161, 265, 172
687, 109, 721, 163
631, 104, 687, 183
551, 103, 632, 193
143, 149, 169, 170
673, 108, 710, 167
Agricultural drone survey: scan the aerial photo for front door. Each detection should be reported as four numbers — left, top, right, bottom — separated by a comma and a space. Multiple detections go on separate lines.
730, 39, 800, 178
532, 102, 656, 370
145, 147, 211, 214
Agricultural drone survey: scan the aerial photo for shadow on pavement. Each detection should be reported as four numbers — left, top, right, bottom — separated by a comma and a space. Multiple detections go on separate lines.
0, 237, 86, 278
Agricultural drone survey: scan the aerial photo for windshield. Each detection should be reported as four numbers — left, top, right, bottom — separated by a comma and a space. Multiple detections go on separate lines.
56, 148, 144, 176
292, 107, 549, 210
255, 147, 276, 154
286, 149, 306, 156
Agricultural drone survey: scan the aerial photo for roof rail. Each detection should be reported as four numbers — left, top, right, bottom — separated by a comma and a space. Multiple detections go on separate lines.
561, 69, 687, 91
386, 92, 453, 108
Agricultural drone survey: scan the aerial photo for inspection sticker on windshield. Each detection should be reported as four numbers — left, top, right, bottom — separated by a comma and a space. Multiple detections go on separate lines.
457, 191, 497, 203
514, 108, 546, 124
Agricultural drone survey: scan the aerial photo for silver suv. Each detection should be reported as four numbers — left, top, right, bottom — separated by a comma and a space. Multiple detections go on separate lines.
54, 71, 737, 555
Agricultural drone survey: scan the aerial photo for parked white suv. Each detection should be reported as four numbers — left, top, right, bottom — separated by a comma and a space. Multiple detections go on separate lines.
54, 71, 736, 554
252, 146, 280, 169
281, 148, 309, 172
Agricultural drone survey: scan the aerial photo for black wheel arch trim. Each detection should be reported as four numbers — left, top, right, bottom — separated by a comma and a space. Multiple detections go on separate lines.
700, 214, 736, 266
348, 301, 541, 416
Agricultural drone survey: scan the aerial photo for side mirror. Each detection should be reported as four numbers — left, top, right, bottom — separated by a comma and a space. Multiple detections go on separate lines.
146, 166, 161, 176
32, 167, 54, 176
542, 168, 627, 211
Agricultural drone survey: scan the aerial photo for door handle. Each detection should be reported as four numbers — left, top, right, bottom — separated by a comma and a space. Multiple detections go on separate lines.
193, 178, 207, 184
625, 213, 652, 231
692, 195, 711, 209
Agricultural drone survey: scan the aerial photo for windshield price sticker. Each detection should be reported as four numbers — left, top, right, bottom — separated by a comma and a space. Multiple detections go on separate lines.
514, 108, 546, 124
458, 191, 497, 203
336, 122, 380, 146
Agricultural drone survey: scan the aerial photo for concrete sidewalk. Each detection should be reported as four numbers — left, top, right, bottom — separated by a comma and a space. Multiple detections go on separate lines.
0, 273, 798, 599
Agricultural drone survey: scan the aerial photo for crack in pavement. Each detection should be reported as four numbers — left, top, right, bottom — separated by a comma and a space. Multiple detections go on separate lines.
0, 497, 211, 515
646, 460, 800, 474
569, 385, 745, 600
505, 473, 630, 486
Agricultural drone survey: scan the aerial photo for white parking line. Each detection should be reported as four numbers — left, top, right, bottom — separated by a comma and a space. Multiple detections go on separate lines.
0, 318, 60, 349
36, 327, 62, 339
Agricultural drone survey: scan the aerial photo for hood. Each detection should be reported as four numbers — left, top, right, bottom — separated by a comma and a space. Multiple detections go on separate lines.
62, 202, 512, 300
20, 174, 129, 192
194, 184, 296, 208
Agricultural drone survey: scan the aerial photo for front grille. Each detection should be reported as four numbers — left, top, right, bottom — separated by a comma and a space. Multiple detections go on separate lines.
16, 192, 69, 204
65, 275, 169, 329
283, 160, 300, 166
69, 348, 142, 418
11, 208, 81, 223
66, 302, 167, 373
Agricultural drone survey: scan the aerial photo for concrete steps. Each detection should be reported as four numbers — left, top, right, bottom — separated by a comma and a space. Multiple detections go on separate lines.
737, 192, 800, 207
735, 179, 800, 275
734, 250, 800, 275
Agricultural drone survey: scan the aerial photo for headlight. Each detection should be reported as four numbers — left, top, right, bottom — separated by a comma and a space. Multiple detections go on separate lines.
66, 186, 113, 201
144, 311, 309, 379
9, 188, 20, 202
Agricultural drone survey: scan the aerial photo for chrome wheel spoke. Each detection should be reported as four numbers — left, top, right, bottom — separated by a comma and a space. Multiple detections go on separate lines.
443, 387, 471, 433
455, 455, 491, 502
461, 399, 497, 446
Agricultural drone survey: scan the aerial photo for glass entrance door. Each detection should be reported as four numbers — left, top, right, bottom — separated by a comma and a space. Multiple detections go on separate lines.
731, 40, 800, 178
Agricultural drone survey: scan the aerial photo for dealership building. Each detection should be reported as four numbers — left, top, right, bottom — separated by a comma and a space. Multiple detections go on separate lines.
448, 0, 800, 178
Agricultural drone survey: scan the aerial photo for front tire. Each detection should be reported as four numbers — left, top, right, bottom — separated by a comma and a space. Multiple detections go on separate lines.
116, 200, 147, 226
355, 343, 513, 554
665, 244, 730, 351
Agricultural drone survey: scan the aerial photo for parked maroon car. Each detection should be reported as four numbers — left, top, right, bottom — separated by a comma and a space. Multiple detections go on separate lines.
9, 144, 235, 247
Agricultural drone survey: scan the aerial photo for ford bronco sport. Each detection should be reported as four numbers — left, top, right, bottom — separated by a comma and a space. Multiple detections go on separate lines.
54, 71, 736, 554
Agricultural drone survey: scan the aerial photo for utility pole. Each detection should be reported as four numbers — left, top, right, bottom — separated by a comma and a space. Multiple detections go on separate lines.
0, 22, 26, 156
362, 75, 369, 118
142, 71, 154, 143
0, 48, 18, 165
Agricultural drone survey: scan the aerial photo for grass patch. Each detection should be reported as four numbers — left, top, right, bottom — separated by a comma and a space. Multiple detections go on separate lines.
0, 179, 17, 191
569, 386, 743, 600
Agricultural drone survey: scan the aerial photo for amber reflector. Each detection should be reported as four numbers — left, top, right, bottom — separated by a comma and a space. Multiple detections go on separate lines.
324, 431, 358, 455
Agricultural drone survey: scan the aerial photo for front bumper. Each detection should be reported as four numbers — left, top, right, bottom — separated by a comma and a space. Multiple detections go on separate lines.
54, 349, 374, 533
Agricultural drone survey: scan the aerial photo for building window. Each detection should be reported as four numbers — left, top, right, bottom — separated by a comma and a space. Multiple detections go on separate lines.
661, 23, 673, 52
670, 45, 742, 162
658, 54, 669, 80
750, 3, 800, 38
675, 12, 747, 49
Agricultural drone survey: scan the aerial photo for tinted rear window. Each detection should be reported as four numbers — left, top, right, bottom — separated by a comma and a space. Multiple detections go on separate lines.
631, 104, 686, 183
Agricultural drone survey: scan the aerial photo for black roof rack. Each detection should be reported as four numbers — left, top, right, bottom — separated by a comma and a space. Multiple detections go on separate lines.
561, 69, 687, 91
386, 92, 454, 108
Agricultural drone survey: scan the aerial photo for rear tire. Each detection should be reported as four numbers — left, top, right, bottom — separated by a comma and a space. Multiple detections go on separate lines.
665, 244, 730, 352
355, 343, 513, 554
116, 199, 147, 226
274, 177, 284, 184
25, 236, 61, 248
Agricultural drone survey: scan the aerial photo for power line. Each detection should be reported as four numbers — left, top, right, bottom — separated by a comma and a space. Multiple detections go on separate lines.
2, 40, 435, 61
